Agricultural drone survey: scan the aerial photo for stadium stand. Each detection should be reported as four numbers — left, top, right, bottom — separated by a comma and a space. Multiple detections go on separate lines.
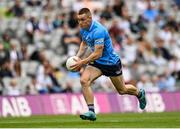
0, 0, 180, 95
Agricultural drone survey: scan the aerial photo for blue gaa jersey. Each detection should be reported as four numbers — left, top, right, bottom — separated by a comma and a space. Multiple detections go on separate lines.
80, 20, 120, 65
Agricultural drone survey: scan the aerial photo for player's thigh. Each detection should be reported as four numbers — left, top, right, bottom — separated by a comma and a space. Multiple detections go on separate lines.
109, 75, 126, 91
81, 65, 102, 85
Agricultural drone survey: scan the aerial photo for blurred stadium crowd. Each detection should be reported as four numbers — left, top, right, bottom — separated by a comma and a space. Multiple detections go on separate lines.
0, 0, 180, 96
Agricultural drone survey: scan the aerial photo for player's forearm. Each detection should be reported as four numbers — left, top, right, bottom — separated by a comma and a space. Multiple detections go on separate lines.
76, 48, 85, 58
82, 52, 102, 64
76, 42, 87, 58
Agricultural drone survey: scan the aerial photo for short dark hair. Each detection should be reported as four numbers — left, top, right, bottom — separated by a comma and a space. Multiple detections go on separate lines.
78, 8, 91, 15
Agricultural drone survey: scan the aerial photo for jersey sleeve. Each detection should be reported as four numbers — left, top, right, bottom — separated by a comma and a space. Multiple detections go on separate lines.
93, 29, 105, 45
80, 29, 85, 41
80, 29, 83, 36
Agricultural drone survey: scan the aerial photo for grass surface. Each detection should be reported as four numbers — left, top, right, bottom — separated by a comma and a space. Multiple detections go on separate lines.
0, 112, 180, 128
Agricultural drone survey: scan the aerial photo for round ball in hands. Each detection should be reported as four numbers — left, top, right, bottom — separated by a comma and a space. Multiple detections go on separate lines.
66, 56, 80, 72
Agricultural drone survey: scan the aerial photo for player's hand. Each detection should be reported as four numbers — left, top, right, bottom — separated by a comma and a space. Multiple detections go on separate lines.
70, 59, 85, 71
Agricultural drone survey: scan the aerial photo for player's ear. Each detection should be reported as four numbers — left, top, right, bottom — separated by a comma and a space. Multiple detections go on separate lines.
89, 14, 92, 19
86, 13, 91, 19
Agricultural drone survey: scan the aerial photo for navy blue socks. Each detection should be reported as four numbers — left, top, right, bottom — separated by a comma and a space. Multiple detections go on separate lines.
88, 104, 95, 113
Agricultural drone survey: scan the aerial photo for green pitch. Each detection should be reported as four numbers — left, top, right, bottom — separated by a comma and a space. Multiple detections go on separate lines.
0, 112, 180, 128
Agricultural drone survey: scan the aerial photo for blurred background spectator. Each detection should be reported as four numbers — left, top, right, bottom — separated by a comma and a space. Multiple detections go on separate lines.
0, 0, 180, 96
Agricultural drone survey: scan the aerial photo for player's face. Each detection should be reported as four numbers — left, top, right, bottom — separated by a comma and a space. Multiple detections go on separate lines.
77, 14, 92, 29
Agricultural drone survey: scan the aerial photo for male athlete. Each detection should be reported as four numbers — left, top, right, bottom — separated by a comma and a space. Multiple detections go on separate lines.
71, 8, 146, 121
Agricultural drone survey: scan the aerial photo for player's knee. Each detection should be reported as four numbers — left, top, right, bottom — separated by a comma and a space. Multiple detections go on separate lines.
80, 77, 90, 87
